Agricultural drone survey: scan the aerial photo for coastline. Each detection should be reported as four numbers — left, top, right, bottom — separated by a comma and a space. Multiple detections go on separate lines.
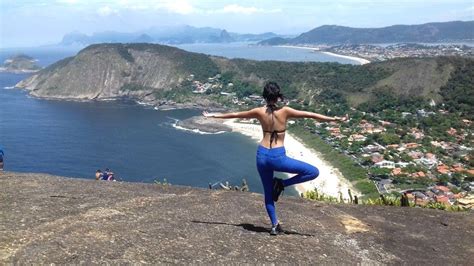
276, 45, 371, 65
321, 51, 371, 65
223, 119, 357, 199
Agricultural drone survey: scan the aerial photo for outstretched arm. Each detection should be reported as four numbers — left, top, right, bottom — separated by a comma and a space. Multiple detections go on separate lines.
203, 108, 259, 119
285, 107, 347, 122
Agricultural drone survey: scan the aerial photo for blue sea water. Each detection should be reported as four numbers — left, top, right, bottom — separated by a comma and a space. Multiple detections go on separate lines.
0, 79, 266, 191
0, 44, 354, 194
174, 42, 360, 64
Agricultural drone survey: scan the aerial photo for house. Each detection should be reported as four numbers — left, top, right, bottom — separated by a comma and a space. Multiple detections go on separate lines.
374, 160, 396, 169
401, 112, 412, 118
327, 127, 341, 137
436, 164, 450, 174
447, 128, 457, 136
416, 153, 438, 169
435, 186, 450, 193
410, 130, 425, 140
348, 134, 366, 142
362, 144, 382, 153
386, 144, 399, 149
417, 109, 435, 117
404, 143, 420, 149
410, 171, 426, 178
408, 150, 423, 159
452, 164, 465, 173
371, 153, 384, 164
220, 92, 236, 96
395, 162, 410, 168
248, 95, 263, 102
431, 141, 442, 147
392, 168, 403, 175
372, 127, 385, 133
435, 195, 450, 204
360, 123, 375, 133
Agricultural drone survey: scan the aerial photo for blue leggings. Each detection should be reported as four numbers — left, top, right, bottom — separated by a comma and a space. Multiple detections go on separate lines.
256, 145, 319, 226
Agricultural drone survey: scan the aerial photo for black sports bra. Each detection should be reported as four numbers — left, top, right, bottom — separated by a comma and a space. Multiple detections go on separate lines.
263, 104, 286, 148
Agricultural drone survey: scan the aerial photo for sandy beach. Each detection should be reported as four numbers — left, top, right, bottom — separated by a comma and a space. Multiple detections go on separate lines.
277, 45, 371, 65
223, 119, 357, 199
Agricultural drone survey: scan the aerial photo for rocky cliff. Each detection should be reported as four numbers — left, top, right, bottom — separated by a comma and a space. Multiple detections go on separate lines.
1, 172, 473, 264
16, 43, 218, 102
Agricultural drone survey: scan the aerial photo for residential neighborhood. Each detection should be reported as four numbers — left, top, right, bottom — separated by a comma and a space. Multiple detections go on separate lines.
302, 106, 473, 207
325, 43, 474, 62
182, 72, 473, 208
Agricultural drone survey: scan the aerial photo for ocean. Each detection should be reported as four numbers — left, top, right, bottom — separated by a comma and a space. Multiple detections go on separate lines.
175, 42, 360, 64
0, 44, 356, 194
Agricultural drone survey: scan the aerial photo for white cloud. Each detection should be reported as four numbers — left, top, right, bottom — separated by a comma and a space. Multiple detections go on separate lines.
222, 4, 259, 15
56, 0, 79, 4
97, 6, 119, 16
113, 1, 280, 16
214, 4, 282, 15
163, 0, 196, 15
116, 0, 197, 14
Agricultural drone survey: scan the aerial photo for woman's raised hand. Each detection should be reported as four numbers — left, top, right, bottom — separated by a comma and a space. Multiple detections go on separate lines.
202, 111, 215, 118
334, 114, 349, 122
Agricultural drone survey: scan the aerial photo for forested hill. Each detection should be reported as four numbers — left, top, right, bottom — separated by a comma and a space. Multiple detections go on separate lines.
16, 43, 474, 118
259, 21, 474, 45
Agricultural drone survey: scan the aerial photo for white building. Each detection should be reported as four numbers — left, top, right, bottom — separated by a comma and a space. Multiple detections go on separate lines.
374, 160, 396, 169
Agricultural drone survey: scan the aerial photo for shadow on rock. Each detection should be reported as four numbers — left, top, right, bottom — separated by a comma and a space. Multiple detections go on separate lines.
191, 220, 315, 237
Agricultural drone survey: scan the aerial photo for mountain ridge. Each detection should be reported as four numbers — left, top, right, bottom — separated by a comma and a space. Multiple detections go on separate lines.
15, 43, 474, 115
60, 25, 284, 46
259, 20, 474, 45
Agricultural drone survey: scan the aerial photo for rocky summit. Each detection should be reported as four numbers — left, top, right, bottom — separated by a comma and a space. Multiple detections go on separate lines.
1, 172, 473, 264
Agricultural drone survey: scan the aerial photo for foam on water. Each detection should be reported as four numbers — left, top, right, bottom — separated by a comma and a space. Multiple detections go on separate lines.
167, 117, 226, 135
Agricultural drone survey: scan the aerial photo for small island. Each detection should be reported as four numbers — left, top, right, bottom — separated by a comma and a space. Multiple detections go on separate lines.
0, 54, 42, 73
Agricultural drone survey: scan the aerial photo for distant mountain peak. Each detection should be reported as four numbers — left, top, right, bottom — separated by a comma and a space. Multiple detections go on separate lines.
259, 20, 474, 45
58, 25, 285, 46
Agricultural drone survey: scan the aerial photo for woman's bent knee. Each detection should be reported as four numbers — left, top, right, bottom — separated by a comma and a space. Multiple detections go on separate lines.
308, 166, 319, 180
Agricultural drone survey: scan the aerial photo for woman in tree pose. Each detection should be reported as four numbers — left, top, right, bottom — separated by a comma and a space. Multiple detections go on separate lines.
203, 82, 347, 235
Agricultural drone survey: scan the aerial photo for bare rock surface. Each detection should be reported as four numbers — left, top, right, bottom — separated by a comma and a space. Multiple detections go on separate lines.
176, 116, 231, 133
1, 172, 473, 264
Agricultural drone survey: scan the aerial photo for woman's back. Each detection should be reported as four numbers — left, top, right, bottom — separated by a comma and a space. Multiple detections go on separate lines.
257, 106, 288, 148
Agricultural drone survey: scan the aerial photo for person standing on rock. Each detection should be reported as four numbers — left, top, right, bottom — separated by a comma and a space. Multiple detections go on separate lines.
0, 146, 4, 171
203, 81, 347, 235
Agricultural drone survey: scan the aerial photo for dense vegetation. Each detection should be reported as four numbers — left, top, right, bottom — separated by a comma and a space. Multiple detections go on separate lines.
220, 59, 390, 105
439, 58, 474, 120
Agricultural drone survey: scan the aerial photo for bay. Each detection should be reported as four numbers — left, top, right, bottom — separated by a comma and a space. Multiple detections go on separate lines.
0, 75, 264, 191
174, 42, 359, 64
0, 44, 354, 195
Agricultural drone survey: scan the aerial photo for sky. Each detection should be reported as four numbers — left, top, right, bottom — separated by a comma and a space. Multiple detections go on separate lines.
0, 0, 473, 48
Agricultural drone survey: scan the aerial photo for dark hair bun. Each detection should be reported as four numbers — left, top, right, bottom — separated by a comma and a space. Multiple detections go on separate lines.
262, 82, 284, 103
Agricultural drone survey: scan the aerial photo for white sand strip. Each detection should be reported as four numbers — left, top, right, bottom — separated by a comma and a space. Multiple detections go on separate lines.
276, 45, 370, 65
320, 51, 371, 65
223, 119, 357, 199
